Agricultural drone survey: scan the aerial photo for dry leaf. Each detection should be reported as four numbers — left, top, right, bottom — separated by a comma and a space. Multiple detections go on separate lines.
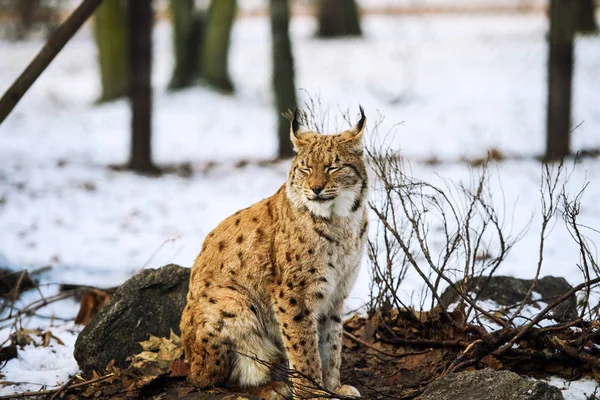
481, 354, 504, 370
13, 329, 41, 347
170, 359, 190, 377
42, 331, 51, 347
130, 330, 184, 376
76, 289, 111, 325
355, 314, 378, 344
40, 330, 64, 347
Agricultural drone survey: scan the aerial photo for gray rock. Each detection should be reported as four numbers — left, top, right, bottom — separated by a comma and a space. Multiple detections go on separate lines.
74, 264, 190, 375
417, 369, 564, 400
440, 276, 576, 321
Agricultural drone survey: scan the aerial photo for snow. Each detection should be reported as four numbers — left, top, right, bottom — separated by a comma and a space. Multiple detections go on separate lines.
548, 377, 600, 400
1, 6, 600, 398
1, 323, 82, 388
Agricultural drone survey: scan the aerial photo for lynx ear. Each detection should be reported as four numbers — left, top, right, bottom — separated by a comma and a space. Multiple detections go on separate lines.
342, 106, 366, 153
290, 108, 308, 151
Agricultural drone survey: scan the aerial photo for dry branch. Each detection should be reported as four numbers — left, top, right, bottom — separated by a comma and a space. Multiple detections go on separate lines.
0, 0, 105, 125
362, 132, 600, 389
0, 373, 114, 400
495, 276, 600, 355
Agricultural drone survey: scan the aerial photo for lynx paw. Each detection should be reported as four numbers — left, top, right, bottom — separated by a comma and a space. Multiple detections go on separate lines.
336, 385, 361, 397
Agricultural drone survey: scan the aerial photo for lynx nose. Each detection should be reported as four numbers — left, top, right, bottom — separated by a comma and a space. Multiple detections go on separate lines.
311, 186, 323, 195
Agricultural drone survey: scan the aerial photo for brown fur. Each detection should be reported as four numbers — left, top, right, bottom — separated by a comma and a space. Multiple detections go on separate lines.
180, 110, 368, 399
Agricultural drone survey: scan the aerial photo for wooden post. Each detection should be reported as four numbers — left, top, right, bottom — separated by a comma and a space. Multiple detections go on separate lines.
0, 0, 105, 126
545, 0, 578, 160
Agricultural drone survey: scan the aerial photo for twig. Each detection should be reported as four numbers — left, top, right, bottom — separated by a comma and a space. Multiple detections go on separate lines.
343, 331, 436, 358
495, 276, 600, 355
139, 236, 182, 272
508, 162, 562, 325
48, 376, 76, 400
0, 373, 114, 400
378, 336, 470, 349
0, 290, 78, 325
547, 336, 600, 369
535, 318, 583, 335
7, 271, 28, 318
370, 203, 509, 329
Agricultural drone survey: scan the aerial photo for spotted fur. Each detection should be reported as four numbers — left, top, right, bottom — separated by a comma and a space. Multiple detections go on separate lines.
180, 109, 368, 399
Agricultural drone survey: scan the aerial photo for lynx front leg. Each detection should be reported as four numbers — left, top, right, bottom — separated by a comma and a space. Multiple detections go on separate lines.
277, 307, 323, 398
318, 312, 343, 391
319, 311, 360, 397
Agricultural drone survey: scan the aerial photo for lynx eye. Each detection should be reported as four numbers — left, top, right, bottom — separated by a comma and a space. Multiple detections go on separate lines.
326, 166, 342, 173
298, 167, 311, 174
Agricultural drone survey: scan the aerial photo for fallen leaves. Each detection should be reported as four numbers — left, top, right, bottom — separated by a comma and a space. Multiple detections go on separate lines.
54, 331, 191, 399
129, 330, 184, 376
12, 328, 64, 348
41, 307, 600, 399
169, 359, 190, 378
0, 328, 66, 364
341, 307, 600, 398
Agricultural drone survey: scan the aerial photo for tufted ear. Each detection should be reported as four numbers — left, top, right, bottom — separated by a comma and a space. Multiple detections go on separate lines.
342, 106, 366, 153
290, 108, 309, 152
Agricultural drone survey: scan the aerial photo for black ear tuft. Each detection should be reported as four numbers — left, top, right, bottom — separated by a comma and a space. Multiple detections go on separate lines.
356, 105, 366, 133
291, 108, 301, 137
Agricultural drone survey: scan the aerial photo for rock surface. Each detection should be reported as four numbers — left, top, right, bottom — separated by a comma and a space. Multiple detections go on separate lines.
417, 369, 564, 400
440, 275, 576, 321
74, 264, 190, 374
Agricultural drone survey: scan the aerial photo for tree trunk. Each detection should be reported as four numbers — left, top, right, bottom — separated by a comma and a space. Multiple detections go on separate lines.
317, 0, 362, 38
126, 0, 158, 173
168, 0, 204, 90
545, 0, 579, 160
200, 0, 236, 93
270, 0, 297, 158
94, 0, 127, 102
577, 0, 598, 33
16, 0, 40, 39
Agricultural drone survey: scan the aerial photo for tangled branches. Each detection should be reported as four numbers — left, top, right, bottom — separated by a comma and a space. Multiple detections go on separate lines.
363, 140, 600, 390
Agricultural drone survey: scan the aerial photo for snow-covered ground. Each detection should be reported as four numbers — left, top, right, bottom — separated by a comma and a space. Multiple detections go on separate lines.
0, 9, 599, 398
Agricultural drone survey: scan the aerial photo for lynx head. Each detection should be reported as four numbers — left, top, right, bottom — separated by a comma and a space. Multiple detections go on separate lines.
286, 107, 368, 219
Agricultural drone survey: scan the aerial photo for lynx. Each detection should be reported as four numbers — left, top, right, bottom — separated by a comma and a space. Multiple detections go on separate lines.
180, 108, 368, 399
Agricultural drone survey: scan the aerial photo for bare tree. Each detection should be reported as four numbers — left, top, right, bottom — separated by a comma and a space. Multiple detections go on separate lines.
94, 0, 128, 102
317, 0, 362, 38
200, 0, 236, 92
270, 0, 297, 158
545, 0, 579, 160
126, 0, 158, 173
169, 0, 205, 90
16, 0, 40, 39
577, 0, 598, 33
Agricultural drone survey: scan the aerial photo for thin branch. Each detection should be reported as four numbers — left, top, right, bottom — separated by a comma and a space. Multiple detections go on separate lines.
495, 277, 600, 355
0, 0, 105, 125
0, 373, 114, 400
